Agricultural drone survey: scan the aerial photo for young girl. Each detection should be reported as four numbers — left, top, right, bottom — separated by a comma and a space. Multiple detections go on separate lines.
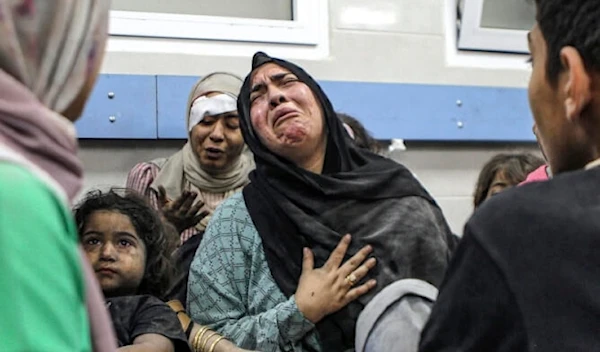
74, 189, 190, 352
473, 153, 545, 209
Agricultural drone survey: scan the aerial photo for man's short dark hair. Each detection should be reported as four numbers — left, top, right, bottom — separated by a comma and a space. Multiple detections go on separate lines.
535, 0, 600, 85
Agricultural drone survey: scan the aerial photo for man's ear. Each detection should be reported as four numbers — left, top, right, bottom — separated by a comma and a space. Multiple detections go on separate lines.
561, 46, 592, 122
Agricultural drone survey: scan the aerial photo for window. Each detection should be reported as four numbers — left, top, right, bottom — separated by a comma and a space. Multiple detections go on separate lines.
111, 0, 293, 20
458, 0, 535, 54
109, 0, 323, 46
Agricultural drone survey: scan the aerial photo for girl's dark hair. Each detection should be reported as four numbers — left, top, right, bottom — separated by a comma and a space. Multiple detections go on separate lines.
473, 153, 545, 208
338, 112, 384, 153
74, 188, 176, 300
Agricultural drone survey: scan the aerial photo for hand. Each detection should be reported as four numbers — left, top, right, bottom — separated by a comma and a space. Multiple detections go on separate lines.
295, 234, 377, 323
158, 186, 209, 233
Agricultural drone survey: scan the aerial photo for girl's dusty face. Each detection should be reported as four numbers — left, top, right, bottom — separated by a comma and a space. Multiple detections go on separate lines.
81, 210, 146, 297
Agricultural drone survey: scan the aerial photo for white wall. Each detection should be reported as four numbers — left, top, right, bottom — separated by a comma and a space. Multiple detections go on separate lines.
79, 0, 540, 235
102, 0, 532, 87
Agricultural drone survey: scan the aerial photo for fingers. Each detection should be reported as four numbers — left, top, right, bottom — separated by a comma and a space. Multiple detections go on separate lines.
324, 234, 351, 270
190, 210, 210, 227
170, 191, 197, 213
186, 200, 205, 218
345, 279, 377, 303
350, 258, 376, 281
302, 248, 315, 272
177, 192, 198, 214
158, 186, 168, 207
339, 244, 373, 276
169, 191, 188, 210
342, 257, 376, 288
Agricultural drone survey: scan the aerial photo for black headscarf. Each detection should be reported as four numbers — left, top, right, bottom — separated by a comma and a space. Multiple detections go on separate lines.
239, 52, 453, 351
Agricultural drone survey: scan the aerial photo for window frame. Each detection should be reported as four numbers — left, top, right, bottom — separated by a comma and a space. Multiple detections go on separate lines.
458, 0, 530, 54
109, 0, 322, 46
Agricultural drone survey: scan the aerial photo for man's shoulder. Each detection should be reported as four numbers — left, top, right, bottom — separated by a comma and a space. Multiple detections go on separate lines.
469, 168, 600, 250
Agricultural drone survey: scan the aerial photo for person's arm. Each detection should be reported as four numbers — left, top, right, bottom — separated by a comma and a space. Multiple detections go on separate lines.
188, 197, 376, 351
169, 299, 253, 352
126, 162, 206, 235
127, 296, 191, 352
187, 212, 315, 351
187, 323, 254, 352
418, 229, 527, 352
0, 164, 91, 350
118, 334, 174, 352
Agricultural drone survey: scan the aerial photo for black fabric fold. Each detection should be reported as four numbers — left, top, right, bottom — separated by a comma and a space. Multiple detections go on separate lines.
239, 52, 453, 351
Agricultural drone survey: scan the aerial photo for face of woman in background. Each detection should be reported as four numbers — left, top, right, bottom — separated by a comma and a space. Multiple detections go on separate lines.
189, 93, 245, 172
248, 63, 326, 166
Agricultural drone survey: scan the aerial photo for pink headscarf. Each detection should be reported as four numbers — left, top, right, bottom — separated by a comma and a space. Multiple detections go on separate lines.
0, 1, 116, 351
519, 164, 550, 186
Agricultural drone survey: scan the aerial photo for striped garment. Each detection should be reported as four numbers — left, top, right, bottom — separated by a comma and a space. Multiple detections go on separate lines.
126, 161, 242, 243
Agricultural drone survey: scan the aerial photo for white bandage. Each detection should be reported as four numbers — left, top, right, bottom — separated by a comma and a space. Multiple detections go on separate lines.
188, 94, 237, 132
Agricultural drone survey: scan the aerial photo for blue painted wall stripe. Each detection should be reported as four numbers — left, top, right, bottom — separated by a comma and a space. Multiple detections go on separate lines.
76, 74, 535, 142
77, 74, 158, 139
156, 75, 199, 139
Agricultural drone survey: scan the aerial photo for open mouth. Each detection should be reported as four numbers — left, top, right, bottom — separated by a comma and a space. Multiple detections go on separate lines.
275, 112, 299, 127
205, 147, 224, 159
273, 106, 300, 128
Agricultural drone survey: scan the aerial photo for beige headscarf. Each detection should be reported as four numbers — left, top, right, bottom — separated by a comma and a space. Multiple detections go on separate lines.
150, 72, 254, 229
0, 1, 116, 351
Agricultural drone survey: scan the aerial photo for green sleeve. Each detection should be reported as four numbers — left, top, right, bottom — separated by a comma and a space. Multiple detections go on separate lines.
0, 163, 91, 351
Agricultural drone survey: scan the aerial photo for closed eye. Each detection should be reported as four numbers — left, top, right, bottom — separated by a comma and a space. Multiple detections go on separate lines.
199, 117, 217, 125
250, 93, 265, 105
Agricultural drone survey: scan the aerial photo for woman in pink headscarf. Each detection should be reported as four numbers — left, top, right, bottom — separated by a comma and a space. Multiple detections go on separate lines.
0, 1, 115, 351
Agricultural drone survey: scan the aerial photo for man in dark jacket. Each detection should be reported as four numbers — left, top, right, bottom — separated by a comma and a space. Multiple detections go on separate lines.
420, 1, 600, 351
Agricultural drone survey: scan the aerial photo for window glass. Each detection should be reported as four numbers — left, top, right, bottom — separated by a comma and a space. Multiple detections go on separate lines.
111, 0, 294, 21
480, 0, 535, 31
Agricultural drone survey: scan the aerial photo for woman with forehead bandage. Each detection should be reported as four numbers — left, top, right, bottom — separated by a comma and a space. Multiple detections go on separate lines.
126, 72, 254, 304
